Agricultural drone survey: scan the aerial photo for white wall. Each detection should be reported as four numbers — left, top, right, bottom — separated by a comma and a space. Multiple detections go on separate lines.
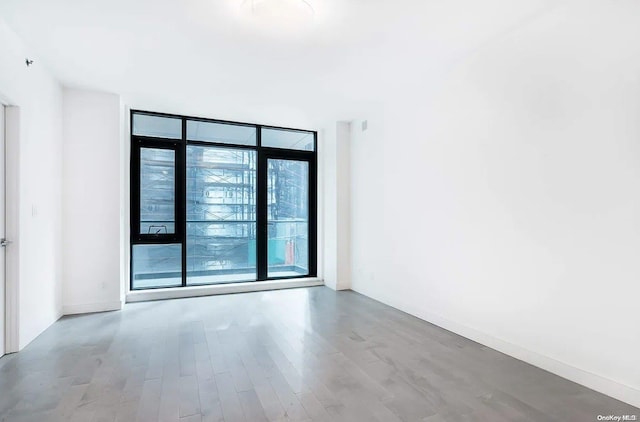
349, 2, 640, 408
62, 89, 123, 314
0, 18, 64, 349
323, 121, 351, 290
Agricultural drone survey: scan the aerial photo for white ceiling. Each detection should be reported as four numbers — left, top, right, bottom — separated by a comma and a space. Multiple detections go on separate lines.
1, 0, 635, 128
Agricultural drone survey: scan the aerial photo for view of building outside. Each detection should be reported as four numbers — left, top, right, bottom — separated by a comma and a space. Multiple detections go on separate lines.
186, 146, 257, 285
132, 143, 309, 288
267, 159, 309, 277
133, 147, 181, 289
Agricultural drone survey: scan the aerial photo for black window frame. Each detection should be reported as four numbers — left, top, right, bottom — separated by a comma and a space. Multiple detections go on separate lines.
130, 109, 317, 290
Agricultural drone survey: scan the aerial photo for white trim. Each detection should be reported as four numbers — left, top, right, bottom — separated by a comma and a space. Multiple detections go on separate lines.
63, 301, 123, 316
126, 278, 324, 303
121, 104, 130, 300
356, 290, 640, 408
4, 105, 19, 353
0, 104, 4, 357
316, 128, 324, 282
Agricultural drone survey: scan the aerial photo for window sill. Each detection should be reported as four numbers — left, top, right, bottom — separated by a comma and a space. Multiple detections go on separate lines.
126, 277, 324, 303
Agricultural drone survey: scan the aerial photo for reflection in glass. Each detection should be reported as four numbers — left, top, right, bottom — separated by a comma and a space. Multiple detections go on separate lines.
186, 146, 257, 285
132, 244, 182, 289
267, 159, 309, 277
261, 128, 314, 151
140, 148, 175, 234
187, 120, 256, 146
133, 114, 182, 139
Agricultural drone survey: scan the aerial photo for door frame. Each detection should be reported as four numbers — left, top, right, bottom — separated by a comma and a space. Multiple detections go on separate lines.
1, 95, 20, 354
258, 148, 317, 281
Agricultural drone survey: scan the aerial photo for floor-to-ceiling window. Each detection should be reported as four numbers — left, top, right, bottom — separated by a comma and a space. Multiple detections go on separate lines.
130, 111, 317, 290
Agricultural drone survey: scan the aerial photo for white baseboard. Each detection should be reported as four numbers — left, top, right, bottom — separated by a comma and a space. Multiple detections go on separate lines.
63, 301, 123, 316
126, 278, 324, 303
352, 288, 640, 409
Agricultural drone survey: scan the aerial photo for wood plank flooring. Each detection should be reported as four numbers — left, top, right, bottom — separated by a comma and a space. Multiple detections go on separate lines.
0, 287, 637, 421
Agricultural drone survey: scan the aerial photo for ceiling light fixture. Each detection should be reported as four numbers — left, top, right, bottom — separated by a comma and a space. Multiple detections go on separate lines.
240, 0, 315, 23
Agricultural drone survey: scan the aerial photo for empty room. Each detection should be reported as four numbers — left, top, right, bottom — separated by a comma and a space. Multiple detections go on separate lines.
0, 0, 639, 421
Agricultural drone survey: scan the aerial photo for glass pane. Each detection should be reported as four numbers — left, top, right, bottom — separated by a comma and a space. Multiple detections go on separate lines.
140, 148, 175, 234
267, 159, 309, 277
132, 244, 182, 289
133, 114, 182, 139
187, 120, 256, 146
186, 146, 257, 285
261, 128, 314, 151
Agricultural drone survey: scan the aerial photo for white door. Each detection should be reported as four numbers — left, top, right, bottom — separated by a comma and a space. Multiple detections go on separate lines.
0, 105, 5, 357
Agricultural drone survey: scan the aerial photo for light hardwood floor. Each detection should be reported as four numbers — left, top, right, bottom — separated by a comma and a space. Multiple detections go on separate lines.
0, 287, 637, 421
